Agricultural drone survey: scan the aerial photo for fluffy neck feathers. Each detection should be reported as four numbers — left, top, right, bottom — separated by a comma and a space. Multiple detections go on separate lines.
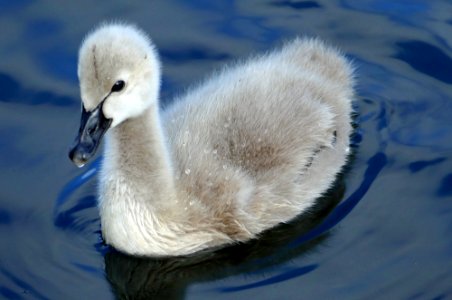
103, 104, 177, 211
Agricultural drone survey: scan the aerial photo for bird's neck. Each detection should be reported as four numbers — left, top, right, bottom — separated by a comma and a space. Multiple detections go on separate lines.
103, 104, 177, 211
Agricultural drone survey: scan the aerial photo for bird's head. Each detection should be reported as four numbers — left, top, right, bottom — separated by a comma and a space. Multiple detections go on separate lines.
69, 23, 160, 167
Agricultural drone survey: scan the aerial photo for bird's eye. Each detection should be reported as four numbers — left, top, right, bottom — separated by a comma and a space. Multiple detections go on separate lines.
111, 80, 125, 92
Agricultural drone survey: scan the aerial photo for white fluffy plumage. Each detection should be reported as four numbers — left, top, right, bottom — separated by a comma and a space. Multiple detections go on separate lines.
74, 23, 354, 256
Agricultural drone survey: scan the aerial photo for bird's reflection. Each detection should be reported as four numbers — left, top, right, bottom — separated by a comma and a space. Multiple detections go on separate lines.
105, 177, 345, 300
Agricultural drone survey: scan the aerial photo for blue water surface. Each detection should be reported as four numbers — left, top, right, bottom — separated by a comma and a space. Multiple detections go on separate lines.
0, 1, 451, 299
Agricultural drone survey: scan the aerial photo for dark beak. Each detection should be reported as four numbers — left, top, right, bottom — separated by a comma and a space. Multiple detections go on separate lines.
68, 102, 112, 167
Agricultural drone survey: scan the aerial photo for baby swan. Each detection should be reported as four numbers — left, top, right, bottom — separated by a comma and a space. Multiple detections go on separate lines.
69, 23, 354, 257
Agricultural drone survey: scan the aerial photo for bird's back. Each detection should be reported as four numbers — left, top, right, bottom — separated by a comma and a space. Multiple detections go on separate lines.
162, 38, 353, 236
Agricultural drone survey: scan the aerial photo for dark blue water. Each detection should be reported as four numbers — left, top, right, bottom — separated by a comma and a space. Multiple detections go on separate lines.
1, 1, 451, 299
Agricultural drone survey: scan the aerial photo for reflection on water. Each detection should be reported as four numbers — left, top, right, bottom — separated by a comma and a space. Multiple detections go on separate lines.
1, 0, 452, 299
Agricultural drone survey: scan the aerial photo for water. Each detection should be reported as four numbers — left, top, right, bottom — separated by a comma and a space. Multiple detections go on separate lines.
1, 1, 451, 299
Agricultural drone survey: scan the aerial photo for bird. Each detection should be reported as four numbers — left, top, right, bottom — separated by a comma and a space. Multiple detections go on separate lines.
68, 23, 354, 257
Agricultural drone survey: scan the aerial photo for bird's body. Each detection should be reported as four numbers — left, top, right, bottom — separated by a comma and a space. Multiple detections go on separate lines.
69, 23, 354, 257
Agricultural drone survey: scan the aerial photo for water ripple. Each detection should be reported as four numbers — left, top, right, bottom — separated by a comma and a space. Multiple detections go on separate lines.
219, 264, 317, 292
395, 40, 452, 84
